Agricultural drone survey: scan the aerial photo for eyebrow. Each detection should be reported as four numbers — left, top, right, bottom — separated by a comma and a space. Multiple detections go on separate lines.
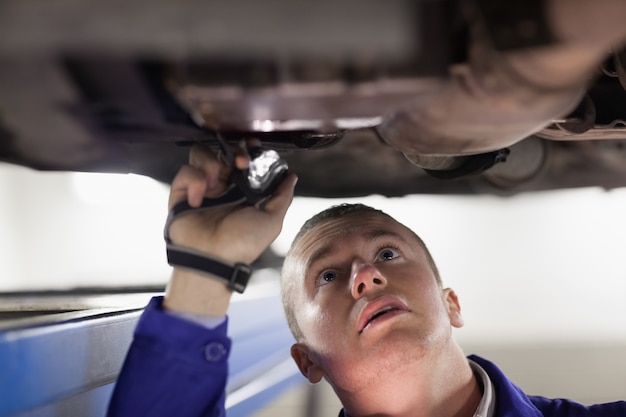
306, 246, 333, 273
362, 229, 407, 243
305, 229, 408, 273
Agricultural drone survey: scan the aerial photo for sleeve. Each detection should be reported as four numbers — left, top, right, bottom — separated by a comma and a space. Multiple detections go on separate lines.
107, 296, 232, 417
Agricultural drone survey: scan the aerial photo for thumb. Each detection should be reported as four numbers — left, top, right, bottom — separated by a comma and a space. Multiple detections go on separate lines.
261, 173, 298, 216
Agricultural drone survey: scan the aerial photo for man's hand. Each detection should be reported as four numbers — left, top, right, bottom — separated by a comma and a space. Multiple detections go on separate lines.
163, 142, 297, 316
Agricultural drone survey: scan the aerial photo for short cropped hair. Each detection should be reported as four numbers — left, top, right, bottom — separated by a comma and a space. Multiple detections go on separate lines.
280, 203, 441, 341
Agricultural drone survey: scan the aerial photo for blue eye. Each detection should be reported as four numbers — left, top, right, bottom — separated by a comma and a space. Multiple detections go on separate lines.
378, 248, 399, 261
319, 270, 337, 285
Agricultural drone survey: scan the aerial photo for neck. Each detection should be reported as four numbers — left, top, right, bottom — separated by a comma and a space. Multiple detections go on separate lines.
337, 344, 481, 417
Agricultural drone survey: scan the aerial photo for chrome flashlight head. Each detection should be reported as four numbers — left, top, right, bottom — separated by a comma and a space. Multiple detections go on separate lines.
233, 146, 289, 204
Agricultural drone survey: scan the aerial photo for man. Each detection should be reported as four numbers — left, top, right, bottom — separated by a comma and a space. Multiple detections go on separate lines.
107, 145, 625, 416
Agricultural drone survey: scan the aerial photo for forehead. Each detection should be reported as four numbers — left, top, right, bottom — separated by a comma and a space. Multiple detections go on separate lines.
290, 212, 419, 268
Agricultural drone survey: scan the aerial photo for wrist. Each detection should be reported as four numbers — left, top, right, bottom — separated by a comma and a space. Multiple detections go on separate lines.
166, 245, 252, 293
164, 268, 234, 317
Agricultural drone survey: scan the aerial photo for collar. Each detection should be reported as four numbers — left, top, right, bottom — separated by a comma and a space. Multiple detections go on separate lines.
469, 359, 496, 417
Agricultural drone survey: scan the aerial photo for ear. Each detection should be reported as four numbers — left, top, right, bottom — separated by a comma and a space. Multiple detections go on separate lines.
443, 288, 464, 328
291, 343, 324, 384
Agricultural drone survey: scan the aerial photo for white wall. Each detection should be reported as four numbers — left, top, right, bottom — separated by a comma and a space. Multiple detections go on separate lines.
0, 163, 23, 283
0, 163, 172, 291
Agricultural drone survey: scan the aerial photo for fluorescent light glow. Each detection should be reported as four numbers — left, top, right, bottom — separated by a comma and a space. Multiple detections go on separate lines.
72, 172, 168, 206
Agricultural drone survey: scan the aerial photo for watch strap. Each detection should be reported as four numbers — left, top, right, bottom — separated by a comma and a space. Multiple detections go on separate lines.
166, 244, 252, 293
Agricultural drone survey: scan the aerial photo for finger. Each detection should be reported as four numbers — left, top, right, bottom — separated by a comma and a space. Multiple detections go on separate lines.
233, 138, 264, 169
169, 165, 208, 209
261, 173, 298, 216
189, 144, 223, 190
234, 153, 250, 170
232, 142, 252, 170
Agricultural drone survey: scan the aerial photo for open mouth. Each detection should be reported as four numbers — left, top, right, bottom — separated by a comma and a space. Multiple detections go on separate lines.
368, 306, 400, 323
359, 297, 409, 333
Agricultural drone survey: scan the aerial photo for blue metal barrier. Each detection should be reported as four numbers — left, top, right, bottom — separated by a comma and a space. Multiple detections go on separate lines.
0, 279, 302, 417
0, 307, 142, 417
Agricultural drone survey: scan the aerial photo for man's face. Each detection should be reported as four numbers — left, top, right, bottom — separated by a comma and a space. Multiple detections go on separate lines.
285, 211, 463, 393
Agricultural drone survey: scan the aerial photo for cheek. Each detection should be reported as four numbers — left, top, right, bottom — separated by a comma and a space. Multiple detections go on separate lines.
298, 300, 346, 353
299, 302, 329, 338
400, 273, 448, 318
425, 291, 454, 327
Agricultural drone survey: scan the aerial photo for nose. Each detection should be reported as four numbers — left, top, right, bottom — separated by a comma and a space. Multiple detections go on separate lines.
350, 258, 388, 299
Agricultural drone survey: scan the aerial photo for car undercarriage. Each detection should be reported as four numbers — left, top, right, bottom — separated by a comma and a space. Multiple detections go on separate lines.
1, 0, 626, 197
